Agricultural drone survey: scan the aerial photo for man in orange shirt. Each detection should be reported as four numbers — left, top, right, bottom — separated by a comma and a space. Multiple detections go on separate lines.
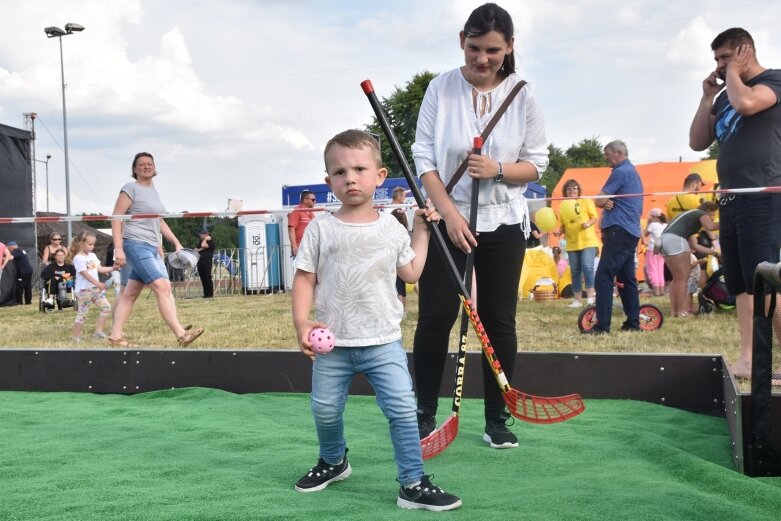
288, 190, 316, 258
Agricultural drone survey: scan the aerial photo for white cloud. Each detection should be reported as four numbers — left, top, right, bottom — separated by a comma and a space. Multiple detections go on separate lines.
2, 0, 781, 220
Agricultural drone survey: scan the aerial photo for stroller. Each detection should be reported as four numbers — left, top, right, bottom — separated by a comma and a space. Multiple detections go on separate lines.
698, 268, 736, 314
39, 277, 76, 313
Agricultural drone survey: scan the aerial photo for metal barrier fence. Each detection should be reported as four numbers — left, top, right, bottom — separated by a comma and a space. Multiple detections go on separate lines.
24, 245, 292, 301
166, 245, 290, 299
745, 261, 781, 476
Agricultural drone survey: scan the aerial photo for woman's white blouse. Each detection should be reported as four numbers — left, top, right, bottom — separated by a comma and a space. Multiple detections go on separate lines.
412, 68, 549, 234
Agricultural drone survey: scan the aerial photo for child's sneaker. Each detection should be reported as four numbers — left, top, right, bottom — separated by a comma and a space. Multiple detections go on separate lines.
93, 332, 108, 340
397, 475, 462, 511
294, 448, 351, 492
71, 336, 82, 343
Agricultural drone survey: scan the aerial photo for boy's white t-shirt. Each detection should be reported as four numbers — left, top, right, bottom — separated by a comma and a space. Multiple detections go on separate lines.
73, 252, 101, 292
296, 212, 415, 347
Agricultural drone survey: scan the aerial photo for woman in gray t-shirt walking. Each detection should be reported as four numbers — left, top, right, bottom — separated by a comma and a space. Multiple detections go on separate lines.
108, 152, 204, 347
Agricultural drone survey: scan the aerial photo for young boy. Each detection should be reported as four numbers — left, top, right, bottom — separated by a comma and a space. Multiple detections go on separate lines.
292, 129, 461, 511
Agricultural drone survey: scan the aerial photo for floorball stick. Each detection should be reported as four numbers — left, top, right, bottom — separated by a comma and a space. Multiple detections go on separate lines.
361, 80, 585, 456
420, 138, 481, 460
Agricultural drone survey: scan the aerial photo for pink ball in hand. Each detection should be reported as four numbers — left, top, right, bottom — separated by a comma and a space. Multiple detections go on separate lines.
309, 328, 335, 355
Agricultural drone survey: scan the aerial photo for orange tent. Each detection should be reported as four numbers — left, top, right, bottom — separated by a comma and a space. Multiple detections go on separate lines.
551, 161, 716, 215
548, 160, 717, 282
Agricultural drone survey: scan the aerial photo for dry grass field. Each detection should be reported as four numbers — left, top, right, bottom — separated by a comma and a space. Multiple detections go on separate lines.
1, 290, 741, 365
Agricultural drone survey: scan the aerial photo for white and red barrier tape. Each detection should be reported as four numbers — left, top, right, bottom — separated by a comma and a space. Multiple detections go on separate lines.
546, 185, 781, 202
1, 186, 780, 224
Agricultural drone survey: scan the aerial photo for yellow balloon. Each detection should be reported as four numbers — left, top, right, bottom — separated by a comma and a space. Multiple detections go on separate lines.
559, 200, 581, 224
535, 207, 558, 233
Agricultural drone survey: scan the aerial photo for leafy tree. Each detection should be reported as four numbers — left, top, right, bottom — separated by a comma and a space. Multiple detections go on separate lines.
565, 137, 606, 168
538, 138, 606, 196
79, 213, 111, 230
78, 214, 238, 251
703, 141, 719, 159
365, 71, 437, 177
163, 217, 239, 252
540, 144, 570, 195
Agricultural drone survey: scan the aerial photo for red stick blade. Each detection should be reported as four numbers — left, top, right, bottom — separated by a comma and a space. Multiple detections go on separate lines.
421, 415, 459, 460
503, 390, 585, 424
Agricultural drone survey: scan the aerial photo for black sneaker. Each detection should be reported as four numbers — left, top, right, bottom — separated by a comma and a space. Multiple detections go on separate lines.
417, 408, 436, 439
397, 475, 462, 511
294, 448, 352, 492
483, 412, 518, 449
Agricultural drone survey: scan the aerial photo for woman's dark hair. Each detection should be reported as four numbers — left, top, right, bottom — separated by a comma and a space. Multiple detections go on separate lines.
131, 152, 155, 179
561, 179, 582, 197
463, 3, 515, 78
657, 214, 668, 224
699, 201, 719, 213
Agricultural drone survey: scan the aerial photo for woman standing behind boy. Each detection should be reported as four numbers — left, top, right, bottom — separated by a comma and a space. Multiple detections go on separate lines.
411, 3, 548, 449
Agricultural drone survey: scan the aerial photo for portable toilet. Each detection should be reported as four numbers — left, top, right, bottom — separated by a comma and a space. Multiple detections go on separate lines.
238, 215, 284, 294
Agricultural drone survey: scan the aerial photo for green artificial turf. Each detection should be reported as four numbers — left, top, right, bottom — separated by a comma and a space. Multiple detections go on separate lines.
1, 389, 779, 520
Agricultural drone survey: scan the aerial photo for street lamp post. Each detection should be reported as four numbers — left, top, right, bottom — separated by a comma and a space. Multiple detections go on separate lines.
44, 22, 84, 244
34, 154, 52, 212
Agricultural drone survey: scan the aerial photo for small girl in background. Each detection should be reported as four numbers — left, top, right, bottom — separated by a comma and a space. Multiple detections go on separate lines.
644, 208, 667, 297
552, 246, 568, 278
67, 232, 115, 342
687, 252, 702, 315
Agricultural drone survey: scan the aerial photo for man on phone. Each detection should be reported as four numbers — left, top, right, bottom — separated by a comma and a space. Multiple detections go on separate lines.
689, 27, 781, 379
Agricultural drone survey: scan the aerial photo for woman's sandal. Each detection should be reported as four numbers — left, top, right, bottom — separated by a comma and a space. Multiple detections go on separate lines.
177, 326, 204, 347
108, 337, 134, 348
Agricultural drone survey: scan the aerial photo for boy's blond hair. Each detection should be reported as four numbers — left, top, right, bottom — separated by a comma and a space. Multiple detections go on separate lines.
323, 129, 382, 171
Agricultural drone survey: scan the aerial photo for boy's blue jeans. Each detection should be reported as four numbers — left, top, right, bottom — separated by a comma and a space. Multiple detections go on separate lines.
311, 340, 423, 486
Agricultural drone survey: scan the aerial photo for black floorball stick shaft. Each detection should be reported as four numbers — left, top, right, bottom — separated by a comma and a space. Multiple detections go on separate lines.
361, 80, 471, 299
451, 140, 481, 414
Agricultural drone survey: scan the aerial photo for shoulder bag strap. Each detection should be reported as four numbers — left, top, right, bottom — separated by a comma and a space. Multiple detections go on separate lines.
444, 80, 527, 194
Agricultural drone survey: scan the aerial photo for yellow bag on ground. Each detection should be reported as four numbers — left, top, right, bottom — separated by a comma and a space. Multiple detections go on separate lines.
558, 266, 573, 297
519, 249, 559, 299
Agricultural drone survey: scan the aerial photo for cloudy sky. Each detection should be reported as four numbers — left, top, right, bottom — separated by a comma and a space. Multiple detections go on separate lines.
1, 0, 779, 217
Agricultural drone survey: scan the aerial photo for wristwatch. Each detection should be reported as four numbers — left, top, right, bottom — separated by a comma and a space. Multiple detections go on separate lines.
494, 161, 504, 182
